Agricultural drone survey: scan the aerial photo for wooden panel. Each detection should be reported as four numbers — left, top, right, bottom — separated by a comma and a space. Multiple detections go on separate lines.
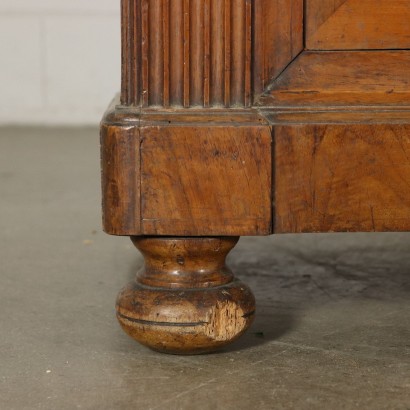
253, 0, 303, 98
258, 51, 410, 107
100, 123, 141, 235
306, 0, 410, 50
140, 123, 272, 236
306, 0, 347, 37
275, 123, 410, 233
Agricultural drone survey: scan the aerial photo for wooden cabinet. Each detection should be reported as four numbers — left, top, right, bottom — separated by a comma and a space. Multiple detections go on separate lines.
101, 0, 410, 354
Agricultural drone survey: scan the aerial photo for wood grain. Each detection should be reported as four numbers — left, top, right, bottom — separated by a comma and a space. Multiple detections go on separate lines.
169, 0, 184, 106
148, 0, 164, 106
101, 99, 273, 236
121, 0, 253, 107
100, 123, 140, 235
262, 109, 410, 126
116, 237, 255, 354
253, 0, 303, 98
140, 122, 273, 236
306, 0, 347, 41
258, 51, 410, 107
306, 0, 410, 50
274, 123, 410, 233
121, 0, 142, 105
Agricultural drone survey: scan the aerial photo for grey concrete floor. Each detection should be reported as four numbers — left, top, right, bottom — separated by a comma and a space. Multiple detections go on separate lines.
1, 127, 409, 410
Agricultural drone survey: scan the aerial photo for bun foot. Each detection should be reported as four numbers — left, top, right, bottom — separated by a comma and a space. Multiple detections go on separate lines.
116, 237, 255, 354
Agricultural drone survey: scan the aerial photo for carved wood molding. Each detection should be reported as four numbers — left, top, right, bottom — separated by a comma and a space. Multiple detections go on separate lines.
120, 0, 304, 108
121, 0, 253, 108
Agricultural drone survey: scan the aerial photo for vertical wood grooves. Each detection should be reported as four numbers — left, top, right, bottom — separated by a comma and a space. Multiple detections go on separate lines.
141, 0, 149, 106
148, 0, 164, 106
190, 0, 205, 106
244, 0, 252, 106
170, 0, 184, 106
230, 0, 245, 106
122, 0, 136, 105
121, 0, 253, 108
203, 0, 211, 107
224, 0, 231, 107
210, 0, 225, 106
120, 0, 129, 104
183, 0, 190, 107
252, 0, 264, 98
131, 0, 139, 105
163, 0, 170, 107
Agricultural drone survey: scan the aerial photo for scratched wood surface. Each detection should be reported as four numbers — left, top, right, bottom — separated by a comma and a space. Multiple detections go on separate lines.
140, 123, 272, 236
306, 0, 410, 50
117, 237, 255, 354
274, 123, 410, 233
100, 123, 141, 235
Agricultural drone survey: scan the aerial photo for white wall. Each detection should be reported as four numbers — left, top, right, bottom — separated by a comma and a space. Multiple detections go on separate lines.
0, 1, 121, 125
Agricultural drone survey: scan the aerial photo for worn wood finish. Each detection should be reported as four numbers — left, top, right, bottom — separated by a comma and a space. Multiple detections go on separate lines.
102, 0, 410, 354
101, 101, 272, 236
275, 123, 410, 233
253, 0, 303, 98
121, 0, 253, 107
140, 122, 272, 236
258, 51, 410, 107
116, 237, 255, 354
305, 0, 346, 38
100, 122, 140, 235
306, 0, 410, 50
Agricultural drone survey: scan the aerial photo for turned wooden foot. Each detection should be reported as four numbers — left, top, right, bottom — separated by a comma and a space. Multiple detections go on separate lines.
116, 237, 255, 354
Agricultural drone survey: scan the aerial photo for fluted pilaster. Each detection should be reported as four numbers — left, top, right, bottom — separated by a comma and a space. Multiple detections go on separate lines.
121, 0, 252, 108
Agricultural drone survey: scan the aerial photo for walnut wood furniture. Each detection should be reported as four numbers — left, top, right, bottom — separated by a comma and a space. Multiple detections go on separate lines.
101, 0, 410, 354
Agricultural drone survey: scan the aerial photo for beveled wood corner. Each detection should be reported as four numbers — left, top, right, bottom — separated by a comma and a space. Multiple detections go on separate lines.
101, 0, 410, 354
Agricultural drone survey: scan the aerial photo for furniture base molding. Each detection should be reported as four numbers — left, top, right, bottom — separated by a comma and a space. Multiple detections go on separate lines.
116, 236, 255, 354
101, 100, 273, 237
